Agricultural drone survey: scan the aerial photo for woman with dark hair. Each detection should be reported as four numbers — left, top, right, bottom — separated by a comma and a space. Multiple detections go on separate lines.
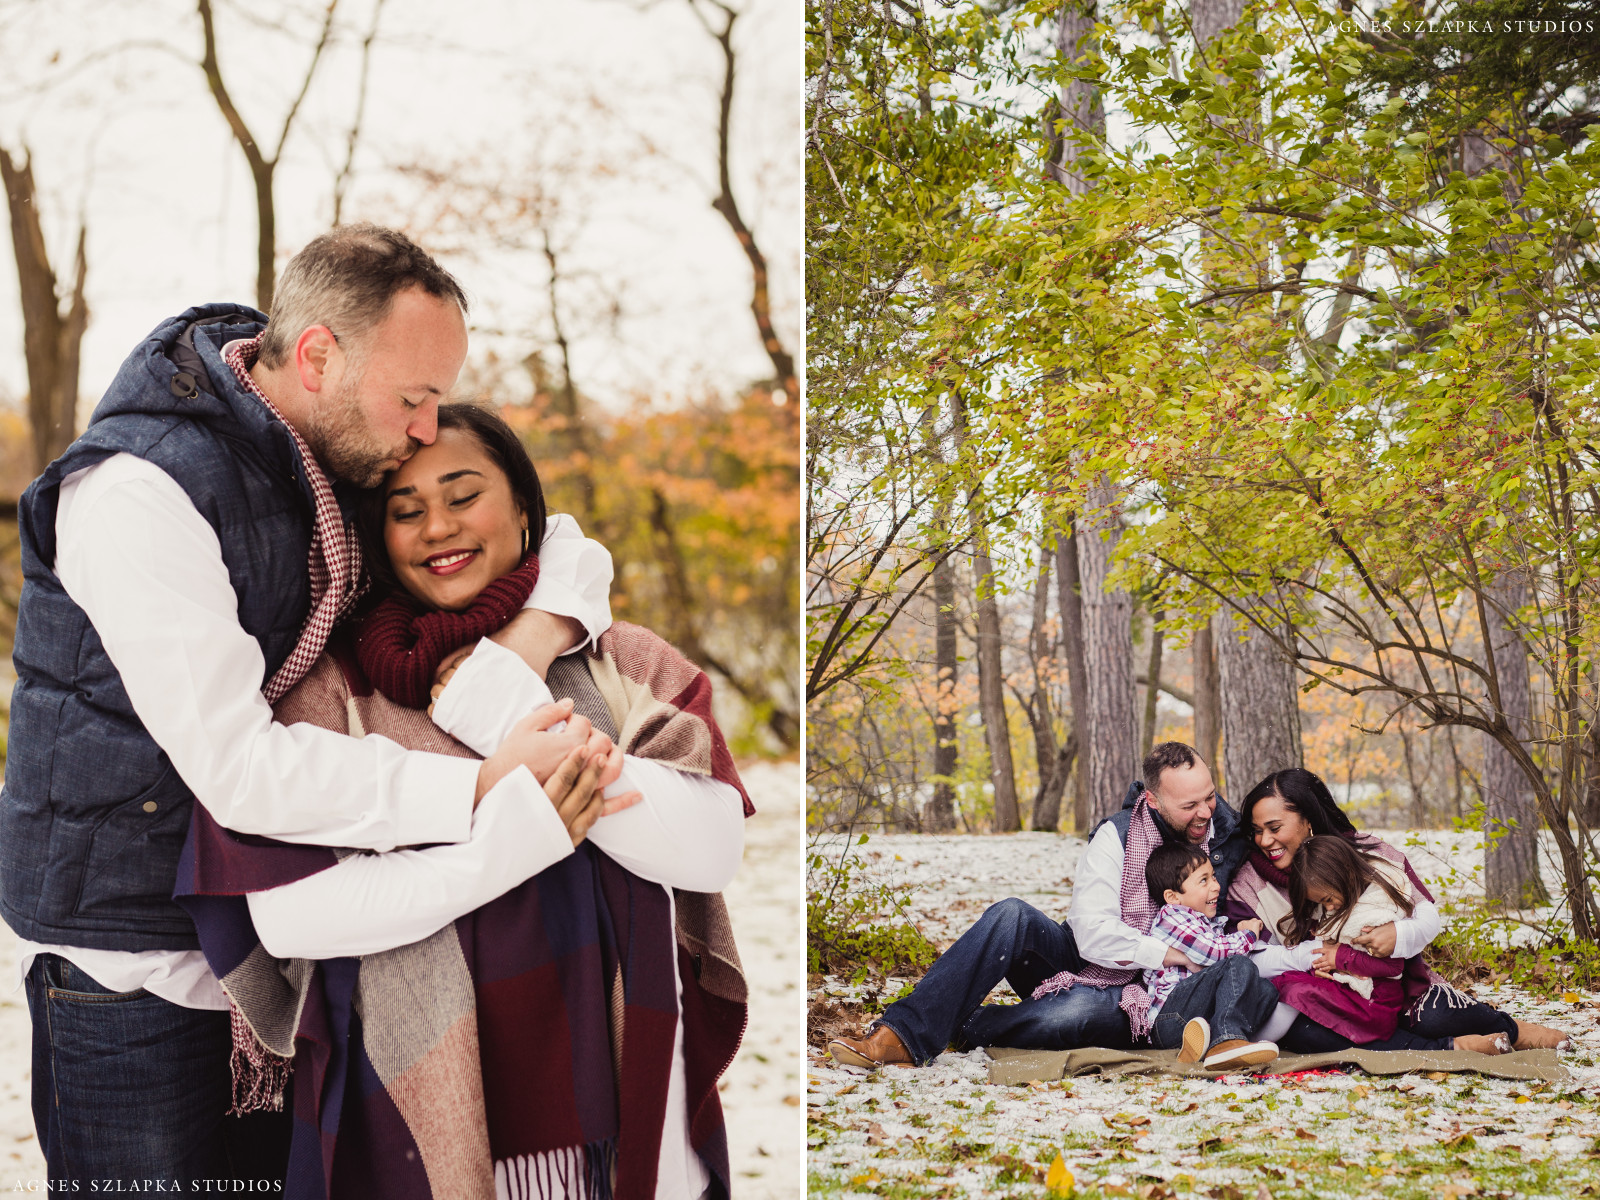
1227, 767, 1568, 1055
176, 403, 752, 1199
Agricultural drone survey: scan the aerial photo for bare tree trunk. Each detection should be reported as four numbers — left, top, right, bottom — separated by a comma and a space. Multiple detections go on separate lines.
1140, 607, 1164, 759
1025, 550, 1072, 830
928, 548, 959, 832
197, 0, 339, 311
1399, 723, 1427, 828
1, 149, 87, 472
1482, 571, 1549, 907
1189, 0, 1245, 55
1192, 618, 1221, 775
1056, 522, 1091, 832
1046, 2, 1102, 193
1216, 616, 1301, 805
688, 0, 798, 403
972, 533, 1020, 831
331, 0, 387, 226
1077, 475, 1137, 823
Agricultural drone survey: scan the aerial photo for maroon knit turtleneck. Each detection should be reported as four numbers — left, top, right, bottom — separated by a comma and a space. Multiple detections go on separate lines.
355, 553, 542, 708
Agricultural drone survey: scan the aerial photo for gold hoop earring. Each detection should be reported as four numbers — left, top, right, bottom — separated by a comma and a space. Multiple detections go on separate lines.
522, 526, 530, 556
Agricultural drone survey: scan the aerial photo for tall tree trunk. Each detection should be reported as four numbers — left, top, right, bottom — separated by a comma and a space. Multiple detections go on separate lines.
972, 534, 1021, 831
1026, 550, 1072, 830
1047, 2, 1103, 194
1189, 0, 1245, 57
1140, 606, 1164, 759
1189, 0, 1301, 806
1, 149, 87, 472
1482, 571, 1549, 908
1046, 0, 1102, 832
1077, 475, 1138, 823
1216, 616, 1301, 805
1192, 618, 1221, 776
954, 394, 1019, 830
1056, 522, 1091, 832
927, 531, 960, 833
691, 0, 799, 403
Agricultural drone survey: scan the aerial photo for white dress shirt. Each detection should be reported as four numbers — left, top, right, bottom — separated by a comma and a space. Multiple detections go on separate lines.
1067, 821, 1215, 971
18, 451, 614, 1008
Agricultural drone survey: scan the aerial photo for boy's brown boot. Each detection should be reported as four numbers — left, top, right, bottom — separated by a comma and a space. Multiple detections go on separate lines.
829, 1025, 914, 1068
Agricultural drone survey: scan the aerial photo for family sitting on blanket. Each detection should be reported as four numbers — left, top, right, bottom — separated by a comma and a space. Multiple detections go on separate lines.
828, 743, 1568, 1070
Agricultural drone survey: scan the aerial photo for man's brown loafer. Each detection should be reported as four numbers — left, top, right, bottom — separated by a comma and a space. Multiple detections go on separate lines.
828, 1024, 914, 1068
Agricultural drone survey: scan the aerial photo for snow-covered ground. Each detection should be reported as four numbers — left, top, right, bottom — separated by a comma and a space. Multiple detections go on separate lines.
723, 758, 805, 1199
808, 828, 1600, 1199
0, 758, 803, 1194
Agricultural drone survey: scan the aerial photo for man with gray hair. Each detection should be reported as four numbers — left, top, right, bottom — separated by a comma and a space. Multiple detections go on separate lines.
0, 225, 616, 1185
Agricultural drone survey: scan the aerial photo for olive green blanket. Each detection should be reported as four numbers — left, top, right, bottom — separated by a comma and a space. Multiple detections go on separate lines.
985, 1046, 1569, 1084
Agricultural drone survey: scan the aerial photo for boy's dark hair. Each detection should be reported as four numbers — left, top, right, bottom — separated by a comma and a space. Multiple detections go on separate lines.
355, 402, 547, 601
1142, 741, 1200, 795
1145, 841, 1211, 905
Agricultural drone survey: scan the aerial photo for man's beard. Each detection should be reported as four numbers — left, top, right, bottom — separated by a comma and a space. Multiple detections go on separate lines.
305, 368, 417, 488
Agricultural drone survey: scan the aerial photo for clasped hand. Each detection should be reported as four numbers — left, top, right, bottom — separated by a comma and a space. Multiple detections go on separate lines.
473, 700, 640, 845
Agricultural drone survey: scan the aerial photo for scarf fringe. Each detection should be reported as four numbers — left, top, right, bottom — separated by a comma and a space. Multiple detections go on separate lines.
226, 1002, 293, 1116
497, 1140, 617, 1200
1405, 981, 1475, 1020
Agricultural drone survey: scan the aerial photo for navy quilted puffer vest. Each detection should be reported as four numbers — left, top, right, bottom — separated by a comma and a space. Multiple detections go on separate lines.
0, 303, 321, 950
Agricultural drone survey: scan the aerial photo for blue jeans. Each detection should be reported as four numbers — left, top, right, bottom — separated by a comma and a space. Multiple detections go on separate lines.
1150, 955, 1278, 1050
876, 897, 1133, 1063
25, 953, 291, 1186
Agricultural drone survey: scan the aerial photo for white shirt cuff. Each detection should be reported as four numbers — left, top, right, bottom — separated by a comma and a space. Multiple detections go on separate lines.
430, 639, 556, 758
379, 749, 480, 847
528, 514, 614, 653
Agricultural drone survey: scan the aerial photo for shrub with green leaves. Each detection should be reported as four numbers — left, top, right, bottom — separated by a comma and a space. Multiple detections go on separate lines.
807, 833, 938, 982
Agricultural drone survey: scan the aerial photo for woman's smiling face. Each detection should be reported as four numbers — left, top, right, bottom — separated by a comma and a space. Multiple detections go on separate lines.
383, 426, 527, 611
1251, 793, 1315, 870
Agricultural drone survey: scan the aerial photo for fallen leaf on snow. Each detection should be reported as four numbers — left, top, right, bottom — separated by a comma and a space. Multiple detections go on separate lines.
1045, 1152, 1074, 1195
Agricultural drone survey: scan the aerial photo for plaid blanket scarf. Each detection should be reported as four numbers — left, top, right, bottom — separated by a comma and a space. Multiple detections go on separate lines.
1028, 797, 1168, 1039
175, 624, 751, 1200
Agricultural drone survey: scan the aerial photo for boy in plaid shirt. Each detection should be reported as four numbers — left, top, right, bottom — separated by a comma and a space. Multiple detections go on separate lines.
1145, 842, 1277, 1066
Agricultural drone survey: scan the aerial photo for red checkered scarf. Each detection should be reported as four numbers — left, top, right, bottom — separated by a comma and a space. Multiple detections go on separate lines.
1030, 796, 1180, 1040
222, 336, 365, 703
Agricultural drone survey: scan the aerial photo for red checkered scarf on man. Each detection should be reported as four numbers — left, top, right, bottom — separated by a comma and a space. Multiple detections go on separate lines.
223, 336, 365, 704
1029, 795, 1185, 1040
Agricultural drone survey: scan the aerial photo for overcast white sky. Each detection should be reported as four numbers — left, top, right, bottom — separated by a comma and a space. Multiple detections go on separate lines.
0, 0, 800, 416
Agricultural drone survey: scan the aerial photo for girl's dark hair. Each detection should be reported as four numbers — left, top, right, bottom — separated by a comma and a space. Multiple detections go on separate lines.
1145, 842, 1211, 906
355, 403, 547, 600
1240, 767, 1361, 840
1283, 835, 1414, 945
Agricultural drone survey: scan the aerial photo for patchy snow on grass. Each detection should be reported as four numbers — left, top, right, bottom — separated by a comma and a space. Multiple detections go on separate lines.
808, 829, 1600, 1200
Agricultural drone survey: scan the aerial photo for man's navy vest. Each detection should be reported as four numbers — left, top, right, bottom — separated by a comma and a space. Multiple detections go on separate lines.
1094, 779, 1252, 898
0, 304, 322, 950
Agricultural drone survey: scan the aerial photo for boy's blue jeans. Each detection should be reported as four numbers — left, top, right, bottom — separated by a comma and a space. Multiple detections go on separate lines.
1149, 953, 1279, 1050
876, 897, 1135, 1064
25, 952, 291, 1187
